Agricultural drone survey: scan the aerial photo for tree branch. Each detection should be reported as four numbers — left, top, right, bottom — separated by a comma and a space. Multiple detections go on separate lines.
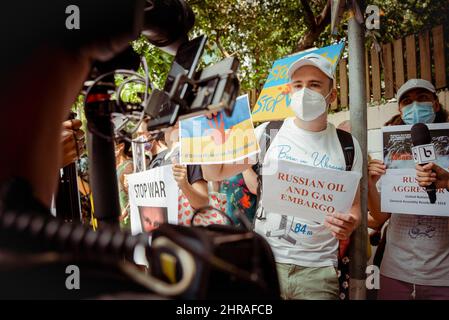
300, 0, 317, 31
316, 0, 331, 26
294, 0, 332, 52
215, 31, 230, 58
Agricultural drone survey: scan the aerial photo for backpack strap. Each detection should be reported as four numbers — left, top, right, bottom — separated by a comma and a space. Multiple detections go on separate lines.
335, 128, 356, 299
253, 120, 283, 222
253, 121, 283, 176
336, 128, 355, 172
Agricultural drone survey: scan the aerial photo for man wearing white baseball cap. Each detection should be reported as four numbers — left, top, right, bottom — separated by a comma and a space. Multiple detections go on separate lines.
202, 53, 363, 299
383, 78, 447, 126
288, 53, 335, 80
368, 78, 449, 299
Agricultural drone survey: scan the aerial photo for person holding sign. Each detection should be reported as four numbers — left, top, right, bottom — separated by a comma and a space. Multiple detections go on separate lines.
149, 121, 209, 221
367, 79, 449, 300
202, 53, 363, 300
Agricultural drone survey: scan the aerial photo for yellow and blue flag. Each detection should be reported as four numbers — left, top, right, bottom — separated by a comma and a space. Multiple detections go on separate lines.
252, 43, 345, 123
179, 95, 259, 164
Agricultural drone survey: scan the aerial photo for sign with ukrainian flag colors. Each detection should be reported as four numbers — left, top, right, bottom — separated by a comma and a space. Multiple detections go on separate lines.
251, 42, 345, 123
179, 94, 259, 164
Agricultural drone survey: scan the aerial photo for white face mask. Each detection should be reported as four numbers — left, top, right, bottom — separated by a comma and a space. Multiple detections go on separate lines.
290, 87, 331, 121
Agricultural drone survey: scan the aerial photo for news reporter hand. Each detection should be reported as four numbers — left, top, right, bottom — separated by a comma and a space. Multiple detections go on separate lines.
61, 119, 85, 167
368, 159, 386, 185
416, 162, 449, 190
324, 212, 359, 240
172, 164, 189, 188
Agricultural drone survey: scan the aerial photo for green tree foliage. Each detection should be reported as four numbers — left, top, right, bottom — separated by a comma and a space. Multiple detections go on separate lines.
190, 0, 329, 92
370, 0, 449, 43
132, 35, 174, 89
115, 35, 173, 105
189, 0, 449, 92
114, 1, 449, 101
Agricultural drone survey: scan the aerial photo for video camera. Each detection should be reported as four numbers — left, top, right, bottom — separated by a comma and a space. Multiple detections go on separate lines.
145, 35, 240, 129
81, 0, 240, 228
85, 0, 240, 133
0, 0, 279, 300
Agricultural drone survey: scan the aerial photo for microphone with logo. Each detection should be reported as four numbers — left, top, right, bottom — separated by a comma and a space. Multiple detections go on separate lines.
411, 123, 437, 204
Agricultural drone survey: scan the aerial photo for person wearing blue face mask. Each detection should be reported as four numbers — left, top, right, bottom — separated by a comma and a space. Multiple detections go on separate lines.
383, 79, 448, 126
367, 79, 449, 300
400, 80, 437, 125
402, 101, 435, 125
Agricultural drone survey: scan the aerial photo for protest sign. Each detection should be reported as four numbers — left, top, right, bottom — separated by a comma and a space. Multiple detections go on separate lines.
127, 166, 178, 265
251, 43, 344, 123
381, 123, 449, 215
382, 123, 449, 169
179, 94, 259, 164
381, 169, 449, 216
262, 160, 361, 223
128, 165, 178, 234
127, 165, 178, 264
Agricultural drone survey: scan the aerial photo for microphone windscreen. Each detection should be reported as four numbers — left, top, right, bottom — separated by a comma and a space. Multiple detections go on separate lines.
411, 122, 432, 146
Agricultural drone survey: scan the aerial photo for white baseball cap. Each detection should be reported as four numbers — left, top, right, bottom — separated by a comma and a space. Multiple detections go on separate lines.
287, 53, 335, 81
396, 78, 436, 102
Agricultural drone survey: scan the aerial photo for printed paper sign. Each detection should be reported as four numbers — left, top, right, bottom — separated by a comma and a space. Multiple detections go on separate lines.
179, 94, 259, 164
128, 165, 178, 234
382, 123, 449, 170
261, 160, 361, 223
381, 169, 449, 216
127, 165, 178, 265
381, 123, 449, 215
251, 43, 344, 123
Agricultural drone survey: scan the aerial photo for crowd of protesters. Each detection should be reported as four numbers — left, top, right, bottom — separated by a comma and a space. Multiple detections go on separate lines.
62, 53, 449, 300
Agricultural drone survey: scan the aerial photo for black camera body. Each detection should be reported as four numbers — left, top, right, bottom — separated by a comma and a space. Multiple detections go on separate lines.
81, 0, 241, 228
145, 36, 240, 129
0, 0, 258, 300
84, 1, 240, 131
